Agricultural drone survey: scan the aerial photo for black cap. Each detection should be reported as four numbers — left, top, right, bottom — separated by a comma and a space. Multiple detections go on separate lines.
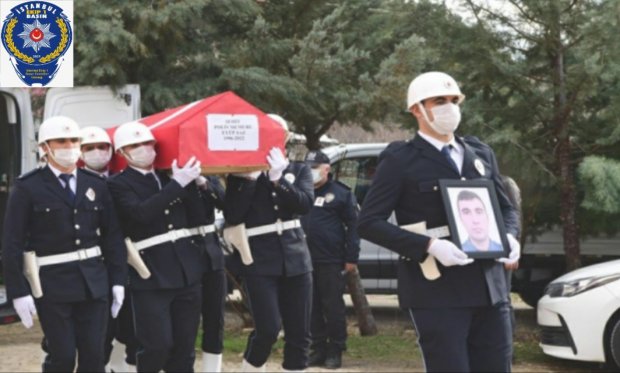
305, 150, 330, 166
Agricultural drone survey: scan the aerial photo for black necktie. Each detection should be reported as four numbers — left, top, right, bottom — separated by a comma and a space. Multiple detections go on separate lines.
58, 173, 76, 203
145, 172, 160, 190
441, 145, 459, 174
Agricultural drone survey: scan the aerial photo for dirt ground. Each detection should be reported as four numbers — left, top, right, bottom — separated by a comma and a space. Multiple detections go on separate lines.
0, 295, 610, 372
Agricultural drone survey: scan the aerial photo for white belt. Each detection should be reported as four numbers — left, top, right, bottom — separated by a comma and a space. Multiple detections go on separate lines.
37, 246, 102, 267
246, 219, 301, 237
425, 225, 450, 239
133, 224, 216, 251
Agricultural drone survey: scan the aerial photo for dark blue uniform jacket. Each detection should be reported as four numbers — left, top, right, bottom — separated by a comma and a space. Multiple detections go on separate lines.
185, 176, 226, 271
300, 177, 360, 264
2, 166, 127, 302
358, 135, 520, 308
107, 167, 206, 290
224, 162, 314, 277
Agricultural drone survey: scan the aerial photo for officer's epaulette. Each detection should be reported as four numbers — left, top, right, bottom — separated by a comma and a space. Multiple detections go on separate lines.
79, 168, 105, 179
17, 166, 43, 180
334, 180, 351, 191
462, 135, 490, 151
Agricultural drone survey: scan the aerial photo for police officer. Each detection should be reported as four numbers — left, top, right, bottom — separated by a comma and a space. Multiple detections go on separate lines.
80, 126, 114, 176
357, 72, 521, 372
300, 150, 360, 369
107, 121, 205, 372
81, 126, 140, 372
192, 174, 227, 373
2, 116, 127, 372
224, 113, 314, 372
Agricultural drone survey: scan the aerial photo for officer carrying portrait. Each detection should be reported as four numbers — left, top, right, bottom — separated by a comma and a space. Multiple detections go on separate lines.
439, 179, 510, 259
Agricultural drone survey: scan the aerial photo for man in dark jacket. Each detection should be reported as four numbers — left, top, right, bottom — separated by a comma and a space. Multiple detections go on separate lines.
107, 121, 205, 372
357, 72, 521, 372
2, 116, 127, 372
224, 133, 314, 371
301, 150, 360, 369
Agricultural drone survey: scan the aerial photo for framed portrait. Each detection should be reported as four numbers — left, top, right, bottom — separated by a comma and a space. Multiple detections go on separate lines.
439, 179, 510, 259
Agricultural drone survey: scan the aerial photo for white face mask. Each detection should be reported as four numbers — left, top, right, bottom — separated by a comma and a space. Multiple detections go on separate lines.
47, 146, 81, 168
126, 145, 156, 168
82, 149, 112, 171
311, 169, 322, 184
423, 103, 461, 135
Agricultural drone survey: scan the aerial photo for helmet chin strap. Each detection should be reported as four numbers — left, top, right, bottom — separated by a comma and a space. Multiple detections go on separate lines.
418, 103, 434, 128
417, 102, 453, 138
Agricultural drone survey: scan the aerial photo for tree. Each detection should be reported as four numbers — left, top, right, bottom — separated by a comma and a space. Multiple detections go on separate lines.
460, 0, 620, 270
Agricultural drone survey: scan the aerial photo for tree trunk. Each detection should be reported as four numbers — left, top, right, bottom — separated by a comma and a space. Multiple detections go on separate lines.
557, 136, 581, 271
345, 267, 378, 336
552, 44, 581, 271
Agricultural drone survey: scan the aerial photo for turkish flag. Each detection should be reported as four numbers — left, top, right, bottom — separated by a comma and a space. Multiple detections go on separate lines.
107, 91, 286, 174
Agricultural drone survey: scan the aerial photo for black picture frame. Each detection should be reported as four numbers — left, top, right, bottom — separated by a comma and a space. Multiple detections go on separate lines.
439, 179, 510, 259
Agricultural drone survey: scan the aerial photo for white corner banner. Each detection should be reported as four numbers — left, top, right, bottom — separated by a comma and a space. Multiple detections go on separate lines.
207, 114, 260, 151
0, 0, 73, 87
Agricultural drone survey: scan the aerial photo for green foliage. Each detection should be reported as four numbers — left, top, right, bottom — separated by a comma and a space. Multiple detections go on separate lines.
578, 156, 620, 214
72, 0, 620, 241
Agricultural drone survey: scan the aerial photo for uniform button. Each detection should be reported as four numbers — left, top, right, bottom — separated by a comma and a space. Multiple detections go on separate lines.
272, 192, 277, 197
45, 208, 50, 212
140, 251, 144, 255
164, 209, 170, 215
274, 205, 279, 211
75, 224, 80, 230
433, 186, 438, 191
96, 229, 101, 236
168, 224, 173, 229
94, 206, 98, 211
74, 209, 78, 214
75, 239, 81, 245
461, 177, 467, 181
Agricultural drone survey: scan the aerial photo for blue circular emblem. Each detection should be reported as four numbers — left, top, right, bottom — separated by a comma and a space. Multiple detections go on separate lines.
1, 1, 72, 86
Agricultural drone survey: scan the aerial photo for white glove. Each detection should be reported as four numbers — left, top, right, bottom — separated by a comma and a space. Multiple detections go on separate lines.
12, 295, 37, 329
267, 147, 289, 182
172, 156, 201, 187
111, 285, 125, 319
428, 239, 474, 267
497, 233, 521, 266
195, 176, 208, 189
234, 171, 262, 180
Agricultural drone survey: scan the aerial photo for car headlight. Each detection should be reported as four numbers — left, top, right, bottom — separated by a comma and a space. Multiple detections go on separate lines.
544, 274, 620, 298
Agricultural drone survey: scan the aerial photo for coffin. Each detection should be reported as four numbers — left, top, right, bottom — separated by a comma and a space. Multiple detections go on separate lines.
108, 91, 286, 174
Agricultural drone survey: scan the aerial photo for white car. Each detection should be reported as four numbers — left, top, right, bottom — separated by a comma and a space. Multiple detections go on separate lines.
537, 259, 620, 368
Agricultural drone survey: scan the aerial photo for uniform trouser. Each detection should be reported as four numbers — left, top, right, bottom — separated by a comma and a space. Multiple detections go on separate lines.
131, 282, 202, 372
36, 296, 108, 373
104, 290, 139, 365
243, 272, 313, 370
408, 302, 512, 372
310, 263, 347, 351
201, 268, 226, 354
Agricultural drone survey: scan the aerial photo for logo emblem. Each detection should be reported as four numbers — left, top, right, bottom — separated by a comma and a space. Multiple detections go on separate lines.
85, 187, 96, 202
1, 1, 72, 86
325, 193, 335, 203
474, 159, 485, 176
284, 173, 295, 184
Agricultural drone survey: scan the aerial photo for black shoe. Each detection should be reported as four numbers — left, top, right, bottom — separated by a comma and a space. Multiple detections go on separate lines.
324, 350, 342, 369
308, 349, 327, 367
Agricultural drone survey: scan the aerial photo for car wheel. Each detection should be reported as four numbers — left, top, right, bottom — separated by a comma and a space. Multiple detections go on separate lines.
606, 316, 620, 369
518, 283, 545, 308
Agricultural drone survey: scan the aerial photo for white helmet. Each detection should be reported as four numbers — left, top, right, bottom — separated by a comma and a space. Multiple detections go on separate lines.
113, 121, 155, 151
268, 113, 292, 143
81, 126, 111, 146
267, 113, 289, 132
406, 72, 465, 109
38, 116, 81, 144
